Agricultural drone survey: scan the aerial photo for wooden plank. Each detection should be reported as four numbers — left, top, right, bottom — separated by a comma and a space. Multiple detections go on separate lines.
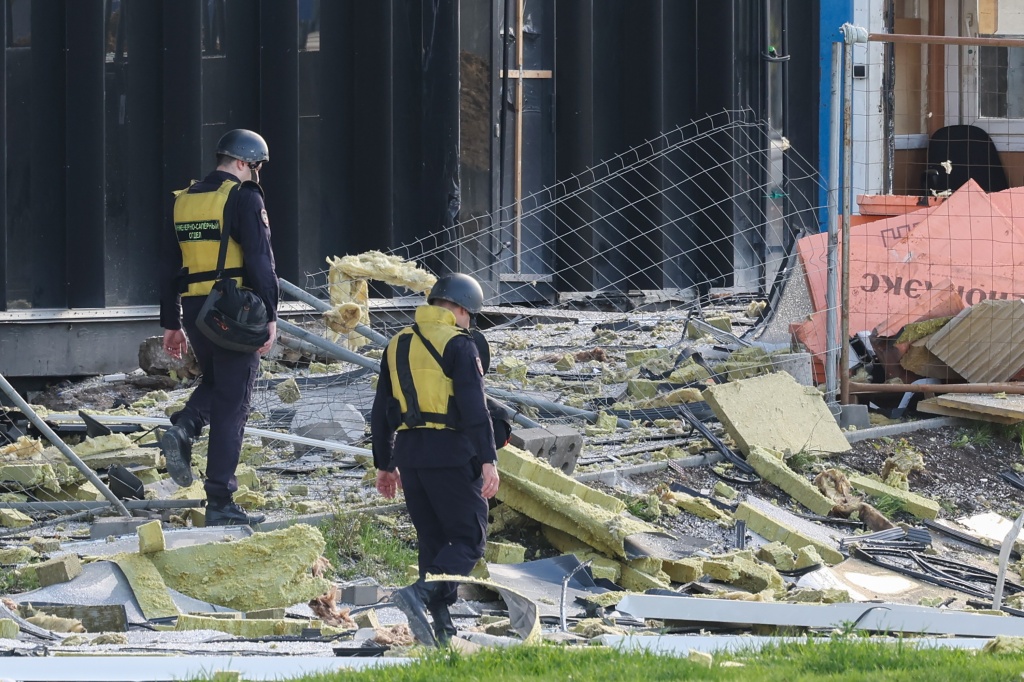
916, 398, 1021, 424
933, 393, 1024, 420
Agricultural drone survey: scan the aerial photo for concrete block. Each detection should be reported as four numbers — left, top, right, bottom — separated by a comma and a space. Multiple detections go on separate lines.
508, 428, 556, 460
34, 554, 83, 586
484, 541, 526, 564
546, 424, 582, 474
0, 509, 32, 528
767, 352, 814, 386
341, 585, 380, 606
836, 404, 870, 431
0, 618, 19, 639
849, 475, 941, 520
89, 517, 150, 540
289, 402, 365, 455
137, 520, 165, 554
703, 372, 851, 457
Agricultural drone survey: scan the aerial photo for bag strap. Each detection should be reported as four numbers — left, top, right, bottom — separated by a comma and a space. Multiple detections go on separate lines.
411, 324, 447, 371
213, 184, 241, 280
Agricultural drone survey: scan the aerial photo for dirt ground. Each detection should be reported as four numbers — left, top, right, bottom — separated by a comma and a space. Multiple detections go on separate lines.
843, 423, 1024, 520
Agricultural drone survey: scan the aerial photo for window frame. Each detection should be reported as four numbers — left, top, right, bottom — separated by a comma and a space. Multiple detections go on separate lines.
944, 0, 1024, 151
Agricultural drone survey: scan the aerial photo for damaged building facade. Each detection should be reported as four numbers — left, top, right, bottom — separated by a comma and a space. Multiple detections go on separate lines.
0, 0, 822, 380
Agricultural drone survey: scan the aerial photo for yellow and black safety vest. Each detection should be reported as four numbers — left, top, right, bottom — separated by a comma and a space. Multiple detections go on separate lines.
172, 179, 245, 297
386, 305, 469, 431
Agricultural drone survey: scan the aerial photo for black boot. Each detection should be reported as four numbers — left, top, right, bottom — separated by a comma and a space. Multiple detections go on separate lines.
428, 602, 457, 645
160, 418, 197, 487
205, 499, 266, 526
391, 580, 438, 647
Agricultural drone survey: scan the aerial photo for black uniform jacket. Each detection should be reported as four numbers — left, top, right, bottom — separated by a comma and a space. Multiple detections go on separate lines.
159, 170, 280, 330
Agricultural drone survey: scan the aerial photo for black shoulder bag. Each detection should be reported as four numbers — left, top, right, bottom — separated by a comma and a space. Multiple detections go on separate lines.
194, 191, 270, 353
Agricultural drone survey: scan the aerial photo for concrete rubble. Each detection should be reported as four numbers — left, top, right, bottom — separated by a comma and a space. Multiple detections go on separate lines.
4, 246, 1024, 668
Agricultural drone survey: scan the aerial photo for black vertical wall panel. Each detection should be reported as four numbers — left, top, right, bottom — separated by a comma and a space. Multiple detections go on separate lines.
348, 2, 394, 256
390, 1, 423, 255
784, 1, 819, 239
162, 2, 203, 236
420, 0, 460, 275
0, 1, 6, 310
658, 0, 699, 290
119, 0, 163, 306
618, 0, 663, 290
224, 0, 260, 131
29, 0, 65, 308
258, 0, 299, 284
316, 0, 351, 269
553, 0, 595, 292
0, 0, 822, 318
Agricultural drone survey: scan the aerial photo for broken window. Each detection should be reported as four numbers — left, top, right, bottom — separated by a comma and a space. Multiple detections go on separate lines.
978, 45, 1024, 118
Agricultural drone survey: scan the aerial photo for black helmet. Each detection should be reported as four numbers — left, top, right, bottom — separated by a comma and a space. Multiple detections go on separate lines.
216, 129, 269, 164
428, 273, 484, 314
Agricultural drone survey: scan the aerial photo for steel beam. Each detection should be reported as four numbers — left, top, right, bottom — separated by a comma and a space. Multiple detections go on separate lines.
616, 594, 1024, 637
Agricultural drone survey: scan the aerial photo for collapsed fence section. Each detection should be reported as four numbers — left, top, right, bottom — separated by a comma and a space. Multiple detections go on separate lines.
797, 17, 1024, 414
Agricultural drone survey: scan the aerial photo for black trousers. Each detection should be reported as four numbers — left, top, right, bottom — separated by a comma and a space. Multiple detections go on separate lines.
400, 462, 488, 607
174, 297, 260, 501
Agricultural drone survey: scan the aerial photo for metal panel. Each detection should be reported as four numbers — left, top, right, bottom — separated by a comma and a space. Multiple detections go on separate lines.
553, 0, 596, 292
0, 0, 6, 310
259, 0, 300, 283
65, 0, 106, 308
315, 0, 352, 267
346, 2, 394, 259
114, 0, 164, 307
162, 1, 203, 230
23, 0, 66, 309
616, 594, 1024, 637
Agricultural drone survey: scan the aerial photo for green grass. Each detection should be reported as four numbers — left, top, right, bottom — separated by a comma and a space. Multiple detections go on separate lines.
219, 638, 1024, 681
320, 513, 418, 586
872, 494, 906, 517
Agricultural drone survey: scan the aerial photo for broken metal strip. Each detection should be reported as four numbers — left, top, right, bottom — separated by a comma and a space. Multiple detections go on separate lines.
0, 500, 204, 512
922, 519, 1013, 558
487, 387, 632, 429
674, 403, 756, 476
0, 372, 130, 517
45, 413, 374, 458
615, 594, 1024, 637
851, 547, 999, 600
994, 512, 1024, 610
